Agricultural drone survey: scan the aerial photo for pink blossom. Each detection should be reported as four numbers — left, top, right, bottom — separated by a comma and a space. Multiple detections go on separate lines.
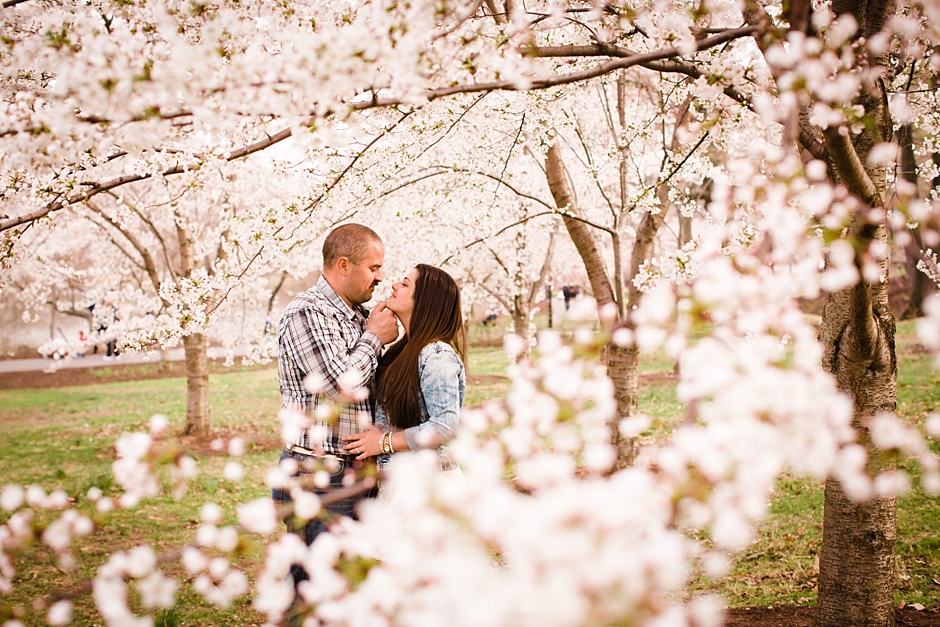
237, 498, 279, 535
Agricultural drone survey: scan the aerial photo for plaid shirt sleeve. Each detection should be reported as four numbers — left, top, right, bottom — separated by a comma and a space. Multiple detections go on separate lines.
280, 306, 382, 403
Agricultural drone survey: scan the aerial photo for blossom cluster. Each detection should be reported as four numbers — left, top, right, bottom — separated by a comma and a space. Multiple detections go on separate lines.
0, 415, 244, 625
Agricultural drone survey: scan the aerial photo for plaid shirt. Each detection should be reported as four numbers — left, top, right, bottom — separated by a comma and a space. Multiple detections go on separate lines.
278, 276, 382, 455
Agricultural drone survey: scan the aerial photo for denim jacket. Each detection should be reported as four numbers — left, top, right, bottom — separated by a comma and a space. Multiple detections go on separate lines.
376, 341, 465, 470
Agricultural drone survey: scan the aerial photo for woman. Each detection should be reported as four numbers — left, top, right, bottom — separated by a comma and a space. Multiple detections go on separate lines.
342, 264, 466, 470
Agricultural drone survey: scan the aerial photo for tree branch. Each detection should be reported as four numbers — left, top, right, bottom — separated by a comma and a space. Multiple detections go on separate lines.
0, 123, 295, 233
360, 26, 761, 110
551, 43, 827, 161
475, 278, 515, 315
527, 26, 758, 61
266, 270, 288, 317
108, 191, 179, 282
528, 222, 558, 307
1, 110, 194, 139
823, 127, 882, 207
432, 0, 485, 39
86, 200, 164, 299
483, 0, 508, 25
491, 111, 526, 207
83, 215, 150, 275
203, 111, 413, 317
1, 27, 757, 234
412, 93, 488, 162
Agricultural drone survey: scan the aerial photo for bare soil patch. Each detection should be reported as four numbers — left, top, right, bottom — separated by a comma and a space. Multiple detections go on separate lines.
724, 605, 940, 626
0, 358, 267, 391
176, 429, 284, 457
641, 371, 678, 385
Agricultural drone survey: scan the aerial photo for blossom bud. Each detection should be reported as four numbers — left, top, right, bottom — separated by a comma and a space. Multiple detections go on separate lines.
47, 600, 72, 626
182, 547, 209, 574
216, 526, 239, 552
149, 414, 170, 436
0, 485, 24, 511
503, 334, 526, 357
223, 462, 244, 482
26, 485, 47, 507
227, 438, 246, 457
200, 503, 223, 524
137, 571, 178, 609
237, 498, 278, 535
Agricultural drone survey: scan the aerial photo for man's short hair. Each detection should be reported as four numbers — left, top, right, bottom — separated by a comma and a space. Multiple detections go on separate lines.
322, 223, 382, 268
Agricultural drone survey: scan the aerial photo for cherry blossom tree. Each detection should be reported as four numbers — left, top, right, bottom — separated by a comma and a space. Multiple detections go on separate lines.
313, 92, 571, 353
4, 1, 940, 626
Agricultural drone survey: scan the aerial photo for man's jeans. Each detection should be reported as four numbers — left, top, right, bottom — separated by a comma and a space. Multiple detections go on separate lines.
271, 449, 372, 586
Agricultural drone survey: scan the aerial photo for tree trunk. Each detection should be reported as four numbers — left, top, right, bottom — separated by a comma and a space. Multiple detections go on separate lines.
675, 207, 693, 376
181, 332, 210, 436
678, 212, 693, 249
545, 142, 640, 467
607, 180, 673, 469
176, 215, 211, 436
512, 293, 530, 362
544, 144, 615, 306
816, 267, 898, 627
898, 123, 930, 319
746, 0, 899, 617
605, 343, 639, 466
815, 0, 898, 619
902, 227, 928, 319
819, 477, 897, 627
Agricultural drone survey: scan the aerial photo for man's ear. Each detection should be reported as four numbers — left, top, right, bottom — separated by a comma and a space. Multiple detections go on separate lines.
336, 256, 350, 274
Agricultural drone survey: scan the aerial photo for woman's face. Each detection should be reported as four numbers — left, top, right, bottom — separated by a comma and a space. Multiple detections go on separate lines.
387, 267, 419, 319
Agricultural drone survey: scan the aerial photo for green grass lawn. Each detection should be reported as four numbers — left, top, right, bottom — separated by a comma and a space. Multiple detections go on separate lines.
0, 370, 284, 627
0, 321, 937, 624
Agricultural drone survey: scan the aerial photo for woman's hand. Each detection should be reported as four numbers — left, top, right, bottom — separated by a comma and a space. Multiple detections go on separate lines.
341, 426, 384, 460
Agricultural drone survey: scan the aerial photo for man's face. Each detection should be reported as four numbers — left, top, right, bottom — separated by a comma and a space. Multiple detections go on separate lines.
340, 239, 385, 306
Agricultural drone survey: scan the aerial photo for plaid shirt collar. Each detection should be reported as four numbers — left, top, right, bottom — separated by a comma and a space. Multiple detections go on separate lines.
316, 275, 369, 323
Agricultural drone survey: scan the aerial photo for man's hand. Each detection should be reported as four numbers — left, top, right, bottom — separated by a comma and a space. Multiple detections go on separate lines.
366, 301, 400, 345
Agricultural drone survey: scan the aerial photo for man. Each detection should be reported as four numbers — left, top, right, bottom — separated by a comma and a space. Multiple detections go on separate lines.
272, 223, 399, 597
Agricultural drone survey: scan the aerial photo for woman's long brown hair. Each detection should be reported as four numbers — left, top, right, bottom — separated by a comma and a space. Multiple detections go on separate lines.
376, 264, 466, 429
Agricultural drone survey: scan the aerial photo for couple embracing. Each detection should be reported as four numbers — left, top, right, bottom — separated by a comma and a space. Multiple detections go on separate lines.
272, 223, 466, 592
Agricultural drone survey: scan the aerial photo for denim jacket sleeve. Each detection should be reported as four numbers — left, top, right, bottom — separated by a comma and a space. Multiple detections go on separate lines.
375, 403, 391, 469
375, 403, 389, 431
404, 342, 465, 452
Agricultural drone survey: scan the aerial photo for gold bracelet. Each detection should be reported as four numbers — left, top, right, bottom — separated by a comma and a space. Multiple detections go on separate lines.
382, 431, 391, 455
388, 431, 395, 454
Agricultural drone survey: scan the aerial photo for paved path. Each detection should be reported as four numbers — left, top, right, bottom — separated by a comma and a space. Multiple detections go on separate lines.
0, 347, 241, 373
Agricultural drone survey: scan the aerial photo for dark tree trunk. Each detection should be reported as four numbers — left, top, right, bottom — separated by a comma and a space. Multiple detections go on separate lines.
898, 123, 931, 319
814, 1, 898, 622
816, 267, 898, 627
678, 211, 693, 248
